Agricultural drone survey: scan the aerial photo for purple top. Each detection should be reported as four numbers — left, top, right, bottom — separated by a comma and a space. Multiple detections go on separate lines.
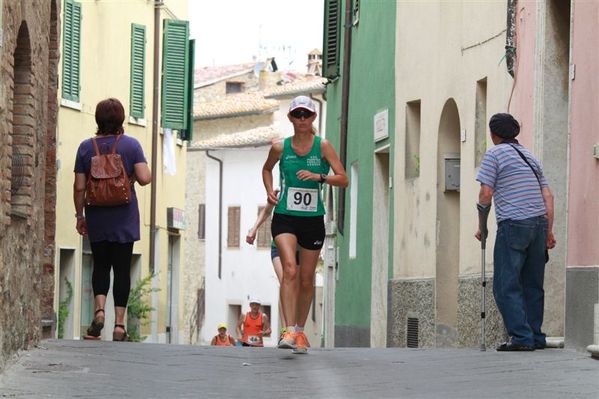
74, 134, 147, 243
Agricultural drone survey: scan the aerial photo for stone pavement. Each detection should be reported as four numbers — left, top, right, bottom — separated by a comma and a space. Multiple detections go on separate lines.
0, 340, 597, 398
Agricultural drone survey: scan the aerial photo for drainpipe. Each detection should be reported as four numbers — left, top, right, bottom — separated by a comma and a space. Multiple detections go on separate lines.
205, 150, 223, 279
149, 0, 163, 274
310, 94, 324, 135
506, 0, 517, 78
337, 0, 354, 234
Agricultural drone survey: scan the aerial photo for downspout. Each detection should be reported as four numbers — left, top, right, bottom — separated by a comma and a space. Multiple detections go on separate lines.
506, 0, 517, 78
310, 94, 324, 135
205, 150, 223, 279
149, 0, 163, 273
337, 0, 354, 234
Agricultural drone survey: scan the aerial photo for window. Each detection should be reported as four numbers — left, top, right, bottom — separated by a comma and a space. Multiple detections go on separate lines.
349, 162, 358, 259
62, 0, 81, 102
323, 0, 341, 79
161, 19, 191, 130
226, 82, 243, 94
198, 203, 205, 240
130, 24, 146, 119
256, 206, 272, 248
405, 100, 422, 178
227, 206, 240, 248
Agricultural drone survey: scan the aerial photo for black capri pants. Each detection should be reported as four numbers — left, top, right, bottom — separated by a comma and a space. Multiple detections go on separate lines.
90, 241, 134, 307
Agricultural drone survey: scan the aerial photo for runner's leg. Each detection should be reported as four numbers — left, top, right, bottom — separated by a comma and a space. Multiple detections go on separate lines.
275, 233, 300, 328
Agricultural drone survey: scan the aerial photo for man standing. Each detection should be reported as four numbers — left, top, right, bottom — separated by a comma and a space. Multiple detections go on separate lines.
236, 298, 271, 347
476, 113, 556, 351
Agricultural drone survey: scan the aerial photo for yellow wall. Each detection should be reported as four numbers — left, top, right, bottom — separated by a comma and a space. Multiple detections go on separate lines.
55, 0, 189, 342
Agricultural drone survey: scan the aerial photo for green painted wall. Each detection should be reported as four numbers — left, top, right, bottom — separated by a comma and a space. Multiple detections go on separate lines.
325, 0, 396, 334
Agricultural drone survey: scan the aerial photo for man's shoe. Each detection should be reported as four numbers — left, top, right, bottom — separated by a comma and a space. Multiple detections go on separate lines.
496, 342, 535, 352
278, 331, 296, 349
534, 343, 546, 350
292, 332, 309, 354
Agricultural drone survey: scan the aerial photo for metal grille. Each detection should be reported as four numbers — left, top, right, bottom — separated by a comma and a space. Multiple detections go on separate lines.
407, 317, 419, 348
10, 153, 26, 194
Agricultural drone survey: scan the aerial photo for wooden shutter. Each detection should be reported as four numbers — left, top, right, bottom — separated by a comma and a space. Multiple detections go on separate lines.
198, 203, 205, 240
161, 19, 190, 129
256, 206, 272, 248
227, 207, 240, 248
62, 0, 81, 102
130, 24, 146, 118
180, 39, 195, 141
323, 0, 341, 79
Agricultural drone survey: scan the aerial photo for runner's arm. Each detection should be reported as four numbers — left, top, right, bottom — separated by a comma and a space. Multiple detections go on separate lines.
210, 336, 217, 346
236, 312, 244, 340
261, 313, 271, 337
320, 139, 348, 187
262, 141, 283, 205
246, 201, 275, 245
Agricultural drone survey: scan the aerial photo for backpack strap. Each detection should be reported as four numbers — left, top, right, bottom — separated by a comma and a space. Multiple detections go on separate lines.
91, 137, 101, 156
110, 134, 123, 154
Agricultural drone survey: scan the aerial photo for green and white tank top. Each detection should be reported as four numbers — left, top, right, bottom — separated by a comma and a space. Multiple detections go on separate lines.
275, 135, 330, 217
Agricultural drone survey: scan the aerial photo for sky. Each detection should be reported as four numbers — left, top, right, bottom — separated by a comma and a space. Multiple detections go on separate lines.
189, 0, 324, 71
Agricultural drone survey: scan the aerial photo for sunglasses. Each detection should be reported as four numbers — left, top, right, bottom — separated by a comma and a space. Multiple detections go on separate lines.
290, 109, 315, 119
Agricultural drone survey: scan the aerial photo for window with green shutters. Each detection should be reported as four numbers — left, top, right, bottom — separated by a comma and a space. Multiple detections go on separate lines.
161, 19, 190, 130
130, 24, 146, 119
62, 0, 81, 102
323, 0, 341, 79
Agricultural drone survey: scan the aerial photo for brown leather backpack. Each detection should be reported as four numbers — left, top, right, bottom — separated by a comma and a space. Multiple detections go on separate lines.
85, 135, 131, 207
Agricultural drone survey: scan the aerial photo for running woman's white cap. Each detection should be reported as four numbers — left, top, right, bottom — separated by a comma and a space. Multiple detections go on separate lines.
289, 95, 316, 113
249, 297, 261, 305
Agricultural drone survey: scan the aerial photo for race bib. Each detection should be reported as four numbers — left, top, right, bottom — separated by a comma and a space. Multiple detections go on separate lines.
248, 335, 261, 344
287, 187, 318, 212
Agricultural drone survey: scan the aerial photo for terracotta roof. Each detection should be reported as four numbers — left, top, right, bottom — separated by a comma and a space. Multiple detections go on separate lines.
262, 76, 327, 98
191, 126, 282, 150
194, 62, 257, 88
194, 93, 279, 120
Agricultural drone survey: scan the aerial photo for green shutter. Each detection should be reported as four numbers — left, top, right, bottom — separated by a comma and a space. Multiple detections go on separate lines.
161, 19, 190, 130
130, 24, 146, 119
62, 0, 81, 102
180, 39, 195, 142
323, 0, 341, 79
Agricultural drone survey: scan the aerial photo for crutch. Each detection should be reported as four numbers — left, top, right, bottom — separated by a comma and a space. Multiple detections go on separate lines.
477, 203, 491, 351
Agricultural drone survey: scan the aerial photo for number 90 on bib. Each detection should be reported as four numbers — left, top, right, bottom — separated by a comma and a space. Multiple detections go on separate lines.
287, 187, 318, 212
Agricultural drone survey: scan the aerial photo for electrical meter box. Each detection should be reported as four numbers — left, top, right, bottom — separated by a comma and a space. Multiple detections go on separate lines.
444, 154, 460, 191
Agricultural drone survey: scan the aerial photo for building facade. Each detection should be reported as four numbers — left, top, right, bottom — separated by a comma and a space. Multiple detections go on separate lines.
53, 0, 192, 343
0, 0, 60, 367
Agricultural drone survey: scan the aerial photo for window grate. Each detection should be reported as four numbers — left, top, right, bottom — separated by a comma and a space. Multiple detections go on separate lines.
407, 317, 419, 348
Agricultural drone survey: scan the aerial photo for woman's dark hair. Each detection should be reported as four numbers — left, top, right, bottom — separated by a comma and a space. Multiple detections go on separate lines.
95, 98, 125, 135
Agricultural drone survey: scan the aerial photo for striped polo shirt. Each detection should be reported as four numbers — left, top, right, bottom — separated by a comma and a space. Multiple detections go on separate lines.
476, 143, 548, 222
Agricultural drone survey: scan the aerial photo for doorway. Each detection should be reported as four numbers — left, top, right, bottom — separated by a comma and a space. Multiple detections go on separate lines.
371, 147, 390, 347
435, 99, 461, 347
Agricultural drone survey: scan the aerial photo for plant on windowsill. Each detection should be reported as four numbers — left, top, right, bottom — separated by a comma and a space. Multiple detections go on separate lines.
127, 273, 159, 342
57, 278, 73, 339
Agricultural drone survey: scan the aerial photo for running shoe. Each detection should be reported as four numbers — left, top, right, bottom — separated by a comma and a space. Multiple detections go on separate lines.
292, 331, 309, 354
278, 330, 296, 349
277, 328, 287, 346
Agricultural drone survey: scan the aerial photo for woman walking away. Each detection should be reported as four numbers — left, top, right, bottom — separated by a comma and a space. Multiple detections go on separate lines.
262, 95, 348, 354
74, 98, 151, 341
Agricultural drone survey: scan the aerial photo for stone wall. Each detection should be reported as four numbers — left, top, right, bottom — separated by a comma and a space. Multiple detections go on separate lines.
0, 0, 59, 369
388, 276, 506, 349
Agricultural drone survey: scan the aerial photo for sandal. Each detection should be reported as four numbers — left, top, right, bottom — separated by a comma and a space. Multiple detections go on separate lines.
83, 309, 105, 340
112, 324, 131, 342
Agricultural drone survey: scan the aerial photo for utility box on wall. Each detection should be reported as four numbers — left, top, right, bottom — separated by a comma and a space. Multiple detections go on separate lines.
444, 154, 460, 192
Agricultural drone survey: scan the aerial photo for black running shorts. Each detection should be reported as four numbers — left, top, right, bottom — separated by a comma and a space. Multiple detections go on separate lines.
271, 213, 325, 250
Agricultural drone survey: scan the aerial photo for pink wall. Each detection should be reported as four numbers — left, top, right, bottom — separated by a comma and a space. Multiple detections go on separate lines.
510, 2, 537, 149
566, 1, 599, 266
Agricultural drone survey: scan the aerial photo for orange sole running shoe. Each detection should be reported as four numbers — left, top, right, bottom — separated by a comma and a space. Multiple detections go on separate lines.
292, 332, 309, 354
278, 331, 296, 349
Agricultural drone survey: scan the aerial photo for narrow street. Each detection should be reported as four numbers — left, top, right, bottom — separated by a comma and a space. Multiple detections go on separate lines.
0, 340, 597, 398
